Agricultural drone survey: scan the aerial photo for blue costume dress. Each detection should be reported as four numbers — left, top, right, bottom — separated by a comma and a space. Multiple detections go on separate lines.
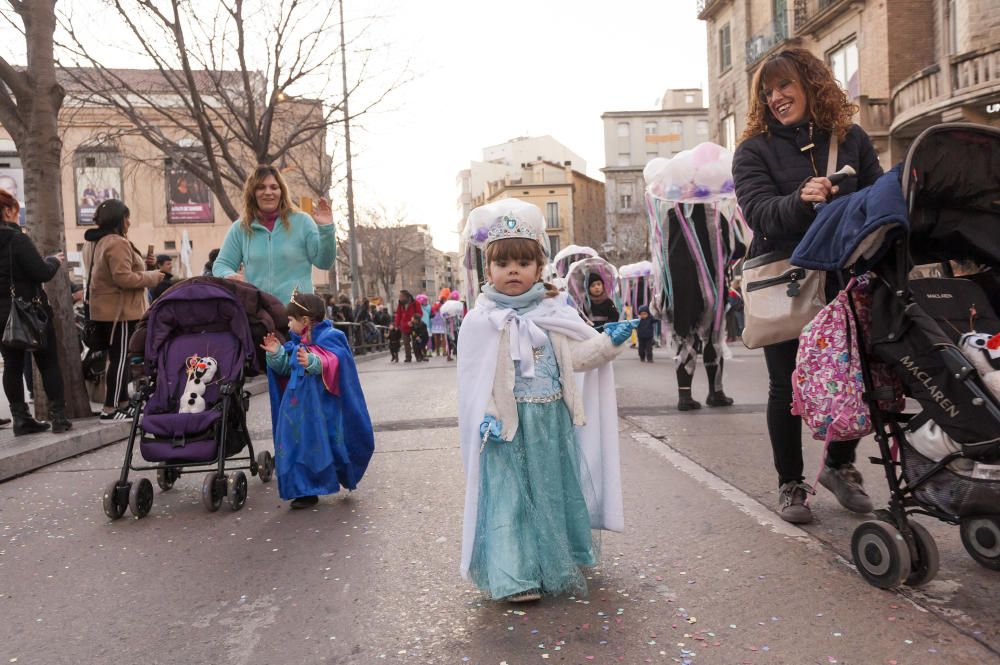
266, 320, 375, 500
469, 331, 596, 599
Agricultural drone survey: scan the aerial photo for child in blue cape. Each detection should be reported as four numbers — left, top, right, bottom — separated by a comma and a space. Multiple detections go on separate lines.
458, 198, 637, 602
261, 292, 375, 509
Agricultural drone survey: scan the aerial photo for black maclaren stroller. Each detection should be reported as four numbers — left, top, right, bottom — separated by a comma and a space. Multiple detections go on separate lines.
101, 281, 274, 520
841, 123, 1000, 588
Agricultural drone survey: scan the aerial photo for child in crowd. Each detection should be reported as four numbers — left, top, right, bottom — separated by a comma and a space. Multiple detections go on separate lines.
458, 199, 636, 603
261, 292, 375, 509
388, 324, 402, 363
586, 273, 620, 332
636, 305, 656, 362
410, 315, 429, 362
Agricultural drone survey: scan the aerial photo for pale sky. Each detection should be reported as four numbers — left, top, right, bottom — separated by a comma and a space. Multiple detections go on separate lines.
2, 1, 708, 253
347, 0, 708, 252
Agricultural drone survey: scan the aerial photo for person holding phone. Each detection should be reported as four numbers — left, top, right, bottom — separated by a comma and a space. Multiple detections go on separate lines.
732, 48, 883, 524
84, 199, 164, 420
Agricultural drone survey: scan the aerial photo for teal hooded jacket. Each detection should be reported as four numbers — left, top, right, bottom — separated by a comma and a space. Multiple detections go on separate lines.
212, 211, 336, 304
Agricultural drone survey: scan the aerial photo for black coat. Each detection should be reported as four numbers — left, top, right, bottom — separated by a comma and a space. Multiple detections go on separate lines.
733, 119, 883, 261
0, 225, 59, 327
636, 314, 656, 339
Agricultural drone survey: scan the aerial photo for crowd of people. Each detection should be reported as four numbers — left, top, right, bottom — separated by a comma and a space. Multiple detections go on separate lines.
0, 47, 925, 604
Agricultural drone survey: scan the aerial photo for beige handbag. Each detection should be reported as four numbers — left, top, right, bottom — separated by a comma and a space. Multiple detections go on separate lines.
740, 139, 837, 349
740, 251, 826, 348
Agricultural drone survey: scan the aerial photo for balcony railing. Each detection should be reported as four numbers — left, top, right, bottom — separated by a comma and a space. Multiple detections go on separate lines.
792, 0, 851, 34
951, 45, 1000, 97
856, 96, 890, 135
745, 13, 789, 67
891, 65, 942, 119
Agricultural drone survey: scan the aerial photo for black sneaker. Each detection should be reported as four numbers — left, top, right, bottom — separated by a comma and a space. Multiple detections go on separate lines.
99, 407, 133, 421
706, 391, 734, 407
291, 495, 319, 509
778, 481, 814, 524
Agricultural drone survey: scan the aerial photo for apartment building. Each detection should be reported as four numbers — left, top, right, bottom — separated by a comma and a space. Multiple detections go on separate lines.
698, 0, 998, 165
600, 89, 709, 265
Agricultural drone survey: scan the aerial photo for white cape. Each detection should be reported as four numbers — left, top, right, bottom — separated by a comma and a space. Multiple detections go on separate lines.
457, 292, 625, 579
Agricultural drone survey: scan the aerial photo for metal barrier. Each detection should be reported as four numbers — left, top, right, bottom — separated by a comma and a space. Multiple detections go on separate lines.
332, 321, 391, 356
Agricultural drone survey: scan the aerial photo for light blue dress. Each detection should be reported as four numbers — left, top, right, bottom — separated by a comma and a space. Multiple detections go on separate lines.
469, 333, 596, 599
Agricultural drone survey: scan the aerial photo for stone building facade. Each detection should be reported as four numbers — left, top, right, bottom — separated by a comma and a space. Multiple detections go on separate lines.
0, 68, 330, 287
600, 89, 709, 265
698, 0, 1000, 165
472, 160, 606, 259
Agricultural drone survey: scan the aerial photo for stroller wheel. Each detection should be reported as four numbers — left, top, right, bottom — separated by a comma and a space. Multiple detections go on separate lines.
256, 451, 274, 483
128, 478, 154, 519
156, 467, 179, 491
960, 516, 1000, 571
201, 472, 224, 512
228, 471, 248, 511
851, 520, 912, 589
903, 520, 940, 586
102, 480, 128, 521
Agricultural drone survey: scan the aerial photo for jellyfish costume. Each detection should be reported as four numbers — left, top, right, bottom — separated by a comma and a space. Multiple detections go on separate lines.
644, 142, 747, 409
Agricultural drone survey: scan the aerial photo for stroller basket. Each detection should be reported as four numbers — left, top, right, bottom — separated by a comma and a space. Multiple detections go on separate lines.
901, 441, 1000, 518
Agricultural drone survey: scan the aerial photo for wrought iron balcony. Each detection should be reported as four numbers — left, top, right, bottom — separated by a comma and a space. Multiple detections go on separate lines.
745, 13, 789, 67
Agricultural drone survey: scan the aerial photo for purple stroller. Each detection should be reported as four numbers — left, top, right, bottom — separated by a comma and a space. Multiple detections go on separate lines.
102, 281, 274, 520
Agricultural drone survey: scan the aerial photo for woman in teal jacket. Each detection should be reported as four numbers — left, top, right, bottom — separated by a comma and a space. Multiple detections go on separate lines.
213, 165, 335, 303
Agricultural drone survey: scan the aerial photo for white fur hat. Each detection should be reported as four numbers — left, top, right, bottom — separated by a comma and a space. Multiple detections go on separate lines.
465, 198, 549, 255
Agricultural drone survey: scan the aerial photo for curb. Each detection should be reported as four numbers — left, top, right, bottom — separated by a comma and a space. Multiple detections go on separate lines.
0, 350, 392, 484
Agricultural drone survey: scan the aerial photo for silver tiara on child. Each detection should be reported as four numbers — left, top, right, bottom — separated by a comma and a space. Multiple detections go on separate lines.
465, 198, 548, 254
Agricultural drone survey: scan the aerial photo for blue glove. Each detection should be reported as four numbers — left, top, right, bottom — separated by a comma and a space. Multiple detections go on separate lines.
479, 415, 502, 439
604, 319, 640, 346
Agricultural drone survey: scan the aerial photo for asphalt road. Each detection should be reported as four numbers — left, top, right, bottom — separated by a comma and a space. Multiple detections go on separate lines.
1, 345, 998, 664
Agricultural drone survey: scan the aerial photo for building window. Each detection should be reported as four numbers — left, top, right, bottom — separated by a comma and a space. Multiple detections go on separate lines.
828, 38, 859, 99
617, 153, 631, 167
547, 233, 560, 256
670, 121, 683, 136
719, 23, 732, 71
685, 94, 695, 104
546, 202, 559, 229
721, 114, 736, 151
620, 193, 633, 210
617, 122, 630, 138
696, 119, 709, 136
643, 122, 656, 135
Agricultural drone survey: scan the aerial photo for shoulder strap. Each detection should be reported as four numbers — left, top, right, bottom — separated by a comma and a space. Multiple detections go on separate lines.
826, 135, 839, 177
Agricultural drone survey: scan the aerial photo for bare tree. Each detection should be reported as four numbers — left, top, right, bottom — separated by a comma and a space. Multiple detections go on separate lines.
0, 0, 90, 418
57, 0, 406, 217
345, 206, 422, 305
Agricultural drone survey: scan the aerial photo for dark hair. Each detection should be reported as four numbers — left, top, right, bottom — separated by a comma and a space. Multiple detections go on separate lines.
155, 254, 171, 267
93, 199, 130, 233
0, 188, 18, 217
208, 248, 220, 261
741, 47, 858, 143
286, 292, 326, 322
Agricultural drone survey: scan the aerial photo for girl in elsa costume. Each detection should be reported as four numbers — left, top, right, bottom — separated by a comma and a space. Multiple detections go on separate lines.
458, 199, 637, 602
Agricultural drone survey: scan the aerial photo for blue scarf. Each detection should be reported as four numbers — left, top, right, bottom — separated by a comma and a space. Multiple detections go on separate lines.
481, 282, 546, 314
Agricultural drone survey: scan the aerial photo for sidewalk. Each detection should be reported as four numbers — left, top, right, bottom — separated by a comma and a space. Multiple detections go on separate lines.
0, 350, 388, 482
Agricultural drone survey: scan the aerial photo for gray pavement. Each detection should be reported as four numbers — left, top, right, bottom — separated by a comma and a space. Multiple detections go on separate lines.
0, 346, 998, 664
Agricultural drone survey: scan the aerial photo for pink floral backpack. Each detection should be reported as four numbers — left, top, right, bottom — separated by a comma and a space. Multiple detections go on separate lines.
792, 276, 903, 444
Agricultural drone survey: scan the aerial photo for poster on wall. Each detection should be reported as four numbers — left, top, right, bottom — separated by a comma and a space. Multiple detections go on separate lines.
75, 166, 121, 225
167, 166, 213, 223
0, 167, 26, 225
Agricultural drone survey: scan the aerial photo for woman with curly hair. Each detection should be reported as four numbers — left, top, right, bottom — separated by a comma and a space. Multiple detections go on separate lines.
733, 48, 883, 524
